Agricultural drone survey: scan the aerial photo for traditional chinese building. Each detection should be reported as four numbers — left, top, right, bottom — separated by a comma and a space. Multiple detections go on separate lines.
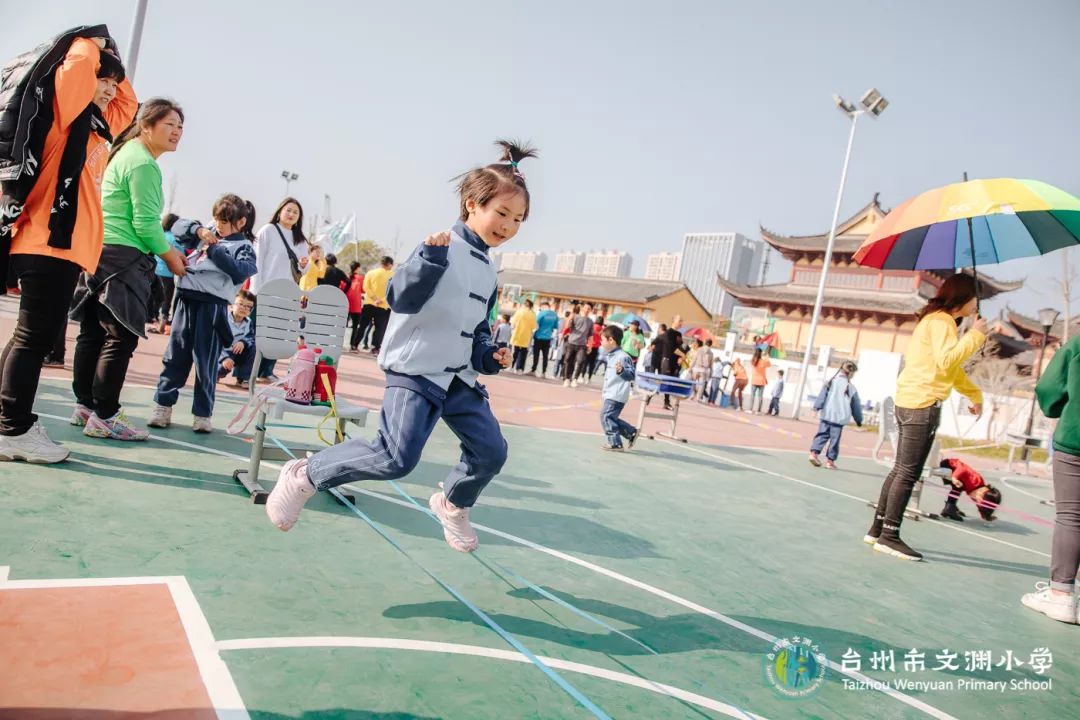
717, 195, 1022, 357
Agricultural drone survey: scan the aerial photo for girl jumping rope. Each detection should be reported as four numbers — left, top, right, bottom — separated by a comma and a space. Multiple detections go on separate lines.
266, 140, 538, 552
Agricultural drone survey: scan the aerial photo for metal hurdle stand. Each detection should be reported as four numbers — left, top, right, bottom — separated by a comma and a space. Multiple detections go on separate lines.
632, 371, 696, 444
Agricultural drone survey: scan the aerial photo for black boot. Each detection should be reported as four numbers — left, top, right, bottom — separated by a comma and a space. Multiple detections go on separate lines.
941, 500, 964, 522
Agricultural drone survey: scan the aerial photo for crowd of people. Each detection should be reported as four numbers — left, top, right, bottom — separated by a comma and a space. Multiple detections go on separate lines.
0, 27, 1076, 631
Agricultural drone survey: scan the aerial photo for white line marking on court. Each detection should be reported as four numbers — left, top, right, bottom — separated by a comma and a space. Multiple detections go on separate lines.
0, 572, 249, 720
1000, 477, 1055, 504
218, 636, 766, 720
672, 440, 1051, 559
37, 414, 951, 718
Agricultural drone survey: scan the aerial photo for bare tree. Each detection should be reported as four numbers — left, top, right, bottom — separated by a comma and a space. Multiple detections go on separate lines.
967, 339, 1026, 441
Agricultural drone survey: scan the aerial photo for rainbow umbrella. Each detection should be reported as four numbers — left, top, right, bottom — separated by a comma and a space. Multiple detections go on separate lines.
854, 178, 1080, 275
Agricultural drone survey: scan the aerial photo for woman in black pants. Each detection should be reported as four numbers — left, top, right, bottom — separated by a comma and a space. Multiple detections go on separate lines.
865, 275, 987, 561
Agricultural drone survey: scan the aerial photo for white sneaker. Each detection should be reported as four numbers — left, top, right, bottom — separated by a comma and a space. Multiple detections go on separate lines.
562, 379, 570, 387
1021, 582, 1078, 624
192, 416, 213, 433
428, 490, 478, 552
148, 405, 172, 428
534, 370, 543, 378
266, 458, 316, 531
571, 380, 578, 388
0, 423, 70, 463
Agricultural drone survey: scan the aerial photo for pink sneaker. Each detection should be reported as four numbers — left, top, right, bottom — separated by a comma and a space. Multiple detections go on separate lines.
429, 491, 478, 552
808, 452, 821, 467
266, 458, 315, 531
69, 404, 92, 427
824, 459, 838, 470
83, 410, 149, 441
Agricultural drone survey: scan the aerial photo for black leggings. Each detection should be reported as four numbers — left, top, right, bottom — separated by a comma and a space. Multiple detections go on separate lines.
512, 346, 529, 371
871, 404, 941, 537
72, 295, 141, 420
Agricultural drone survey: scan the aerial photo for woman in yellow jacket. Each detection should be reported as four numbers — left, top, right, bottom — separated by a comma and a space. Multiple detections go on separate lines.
509, 299, 538, 374
867, 274, 988, 561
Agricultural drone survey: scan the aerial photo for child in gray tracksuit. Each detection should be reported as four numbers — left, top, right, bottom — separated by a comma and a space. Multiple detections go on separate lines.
266, 140, 538, 553
599, 325, 638, 451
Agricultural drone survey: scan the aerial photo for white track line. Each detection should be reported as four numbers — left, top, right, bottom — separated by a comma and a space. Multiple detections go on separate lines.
37, 413, 951, 719
219, 636, 764, 720
0, 572, 249, 720
1000, 478, 1055, 504
670, 440, 1051, 559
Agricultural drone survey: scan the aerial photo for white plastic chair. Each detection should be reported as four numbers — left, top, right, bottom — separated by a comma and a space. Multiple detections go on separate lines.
231, 279, 369, 502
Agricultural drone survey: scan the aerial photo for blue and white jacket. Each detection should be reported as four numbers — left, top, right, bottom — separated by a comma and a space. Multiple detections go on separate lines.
218, 311, 254, 365
602, 348, 636, 404
172, 218, 257, 306
814, 373, 864, 427
378, 221, 501, 399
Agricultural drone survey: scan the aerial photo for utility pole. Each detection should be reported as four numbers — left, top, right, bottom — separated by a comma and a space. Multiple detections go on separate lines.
125, 0, 149, 82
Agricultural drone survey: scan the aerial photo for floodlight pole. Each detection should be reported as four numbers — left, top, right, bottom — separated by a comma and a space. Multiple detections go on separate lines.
124, 0, 149, 83
790, 110, 861, 420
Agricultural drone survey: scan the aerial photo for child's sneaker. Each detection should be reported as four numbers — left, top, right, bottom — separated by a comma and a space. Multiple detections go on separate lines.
808, 452, 822, 467
265, 458, 315, 531
0, 423, 70, 463
562, 379, 570, 387
83, 410, 149, 441
69, 404, 92, 427
824, 459, 837, 470
570, 379, 578, 388
1020, 583, 1078, 624
601, 444, 625, 451
192, 416, 213, 433
428, 490, 478, 552
148, 405, 172, 428
626, 430, 638, 450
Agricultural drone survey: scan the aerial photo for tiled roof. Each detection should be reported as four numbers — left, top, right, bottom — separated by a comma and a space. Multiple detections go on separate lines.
497, 269, 701, 307
1007, 308, 1080, 341
717, 277, 927, 315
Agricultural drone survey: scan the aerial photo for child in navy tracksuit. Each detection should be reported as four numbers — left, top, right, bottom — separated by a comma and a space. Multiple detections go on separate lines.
599, 325, 638, 451
149, 194, 257, 433
266, 140, 538, 552
217, 289, 257, 387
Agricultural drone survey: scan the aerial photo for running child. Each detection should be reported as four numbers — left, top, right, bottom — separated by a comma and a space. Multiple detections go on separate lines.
599, 325, 638, 451
266, 140, 538, 551
148, 194, 257, 433
808, 360, 863, 469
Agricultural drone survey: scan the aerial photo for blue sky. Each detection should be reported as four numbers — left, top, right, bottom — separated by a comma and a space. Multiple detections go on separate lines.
6, 0, 1078, 318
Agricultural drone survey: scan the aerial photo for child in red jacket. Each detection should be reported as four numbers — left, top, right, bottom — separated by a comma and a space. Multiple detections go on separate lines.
938, 457, 1001, 522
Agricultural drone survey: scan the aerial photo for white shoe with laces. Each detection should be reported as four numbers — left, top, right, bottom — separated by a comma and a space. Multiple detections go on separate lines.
0, 422, 70, 463
429, 490, 478, 552
266, 458, 316, 531
148, 405, 172, 429
1021, 582, 1078, 624
192, 416, 213, 433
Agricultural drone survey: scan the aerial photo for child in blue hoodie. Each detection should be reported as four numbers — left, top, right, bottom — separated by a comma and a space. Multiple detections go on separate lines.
599, 325, 638, 451
809, 360, 863, 469
149, 194, 257, 433
266, 141, 537, 552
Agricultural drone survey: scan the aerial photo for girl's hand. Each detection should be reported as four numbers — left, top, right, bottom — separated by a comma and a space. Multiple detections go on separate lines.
969, 402, 983, 418
972, 316, 989, 335
197, 227, 218, 246
493, 347, 512, 368
424, 230, 452, 247
299, 256, 310, 268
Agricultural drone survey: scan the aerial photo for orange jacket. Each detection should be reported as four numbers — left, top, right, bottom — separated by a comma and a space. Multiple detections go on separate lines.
10, 39, 137, 273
